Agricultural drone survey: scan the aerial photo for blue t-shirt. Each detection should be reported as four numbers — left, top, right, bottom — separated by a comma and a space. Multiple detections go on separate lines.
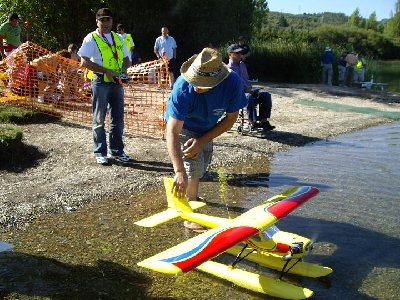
321, 50, 335, 64
165, 72, 247, 134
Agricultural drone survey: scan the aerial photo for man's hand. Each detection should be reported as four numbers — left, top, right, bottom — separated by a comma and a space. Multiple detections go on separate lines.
172, 171, 188, 198
104, 69, 118, 83
182, 138, 202, 159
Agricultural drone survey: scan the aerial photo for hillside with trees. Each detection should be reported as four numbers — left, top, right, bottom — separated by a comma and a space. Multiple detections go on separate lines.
0, 0, 399, 84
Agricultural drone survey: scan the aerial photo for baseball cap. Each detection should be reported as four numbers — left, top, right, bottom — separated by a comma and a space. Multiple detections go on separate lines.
96, 8, 113, 19
226, 44, 243, 54
9, 13, 19, 20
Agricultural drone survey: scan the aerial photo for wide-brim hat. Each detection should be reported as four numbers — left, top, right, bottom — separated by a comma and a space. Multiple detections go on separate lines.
180, 48, 230, 88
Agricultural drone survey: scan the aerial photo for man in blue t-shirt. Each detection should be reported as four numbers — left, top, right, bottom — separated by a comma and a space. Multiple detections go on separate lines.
165, 48, 246, 228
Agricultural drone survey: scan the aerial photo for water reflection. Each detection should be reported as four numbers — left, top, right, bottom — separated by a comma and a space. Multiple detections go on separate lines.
369, 60, 400, 93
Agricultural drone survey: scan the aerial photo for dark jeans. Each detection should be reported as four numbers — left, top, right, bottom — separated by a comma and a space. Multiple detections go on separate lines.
91, 75, 125, 157
246, 91, 272, 124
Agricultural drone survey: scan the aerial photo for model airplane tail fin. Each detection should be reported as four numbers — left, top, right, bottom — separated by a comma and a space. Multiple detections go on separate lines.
164, 177, 193, 213
134, 178, 206, 227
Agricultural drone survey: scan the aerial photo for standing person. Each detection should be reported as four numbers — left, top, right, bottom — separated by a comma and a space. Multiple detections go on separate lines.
353, 53, 367, 83
238, 36, 250, 61
116, 23, 135, 60
338, 51, 348, 86
0, 12, 21, 59
320, 46, 334, 86
77, 8, 131, 165
344, 51, 358, 87
165, 48, 246, 229
154, 26, 177, 89
227, 44, 275, 131
68, 43, 80, 62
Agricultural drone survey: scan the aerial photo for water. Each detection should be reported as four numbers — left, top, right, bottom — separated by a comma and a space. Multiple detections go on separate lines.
202, 121, 400, 299
367, 60, 400, 93
0, 122, 399, 299
233, 121, 400, 299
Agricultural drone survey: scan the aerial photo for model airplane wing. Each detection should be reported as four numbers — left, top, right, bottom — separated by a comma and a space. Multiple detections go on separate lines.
138, 186, 318, 275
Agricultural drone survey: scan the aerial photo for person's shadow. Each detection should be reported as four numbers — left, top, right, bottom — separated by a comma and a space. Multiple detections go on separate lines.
0, 253, 177, 299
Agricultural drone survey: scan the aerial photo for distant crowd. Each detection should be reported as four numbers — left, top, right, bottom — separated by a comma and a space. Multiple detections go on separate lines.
320, 46, 367, 87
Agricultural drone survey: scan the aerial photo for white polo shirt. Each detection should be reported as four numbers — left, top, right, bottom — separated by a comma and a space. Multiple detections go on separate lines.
78, 29, 131, 66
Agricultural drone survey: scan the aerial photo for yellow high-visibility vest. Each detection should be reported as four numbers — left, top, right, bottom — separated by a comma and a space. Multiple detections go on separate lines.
88, 31, 123, 82
355, 59, 364, 71
124, 33, 133, 50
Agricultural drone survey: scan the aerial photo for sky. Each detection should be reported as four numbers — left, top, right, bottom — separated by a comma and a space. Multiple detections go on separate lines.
268, 0, 396, 21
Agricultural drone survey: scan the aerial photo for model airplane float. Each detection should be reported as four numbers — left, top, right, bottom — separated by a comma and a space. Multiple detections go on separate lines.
135, 178, 332, 299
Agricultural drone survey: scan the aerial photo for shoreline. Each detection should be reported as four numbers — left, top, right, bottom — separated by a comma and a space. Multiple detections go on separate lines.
1, 83, 399, 228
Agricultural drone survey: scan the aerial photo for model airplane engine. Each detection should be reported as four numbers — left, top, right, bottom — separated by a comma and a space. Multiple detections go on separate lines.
282, 241, 312, 261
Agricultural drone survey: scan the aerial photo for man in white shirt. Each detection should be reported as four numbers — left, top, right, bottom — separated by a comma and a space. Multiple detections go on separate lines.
116, 23, 135, 59
78, 8, 131, 165
154, 26, 177, 89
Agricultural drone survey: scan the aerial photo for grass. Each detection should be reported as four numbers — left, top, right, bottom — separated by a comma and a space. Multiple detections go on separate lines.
0, 105, 39, 124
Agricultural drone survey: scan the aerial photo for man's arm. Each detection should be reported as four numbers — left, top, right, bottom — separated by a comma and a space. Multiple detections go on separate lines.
166, 117, 187, 197
173, 47, 177, 59
123, 56, 131, 70
182, 111, 239, 159
154, 47, 160, 58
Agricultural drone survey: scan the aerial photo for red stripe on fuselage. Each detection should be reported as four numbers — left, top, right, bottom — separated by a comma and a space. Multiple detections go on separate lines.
174, 226, 258, 272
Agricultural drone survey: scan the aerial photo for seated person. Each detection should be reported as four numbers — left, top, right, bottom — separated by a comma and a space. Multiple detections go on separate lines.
227, 44, 275, 131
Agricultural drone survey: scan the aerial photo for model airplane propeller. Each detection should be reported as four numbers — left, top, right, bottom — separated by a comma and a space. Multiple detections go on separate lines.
135, 178, 332, 299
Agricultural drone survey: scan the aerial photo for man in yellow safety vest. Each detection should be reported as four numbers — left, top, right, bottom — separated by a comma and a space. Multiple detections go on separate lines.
116, 23, 135, 59
78, 8, 131, 165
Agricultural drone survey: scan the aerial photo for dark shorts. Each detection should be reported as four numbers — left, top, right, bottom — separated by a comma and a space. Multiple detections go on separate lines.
168, 58, 176, 74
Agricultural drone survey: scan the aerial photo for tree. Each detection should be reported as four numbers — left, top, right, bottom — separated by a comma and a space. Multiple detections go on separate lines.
277, 15, 289, 27
252, 0, 269, 32
385, 1, 400, 41
0, 0, 255, 62
366, 12, 378, 31
348, 8, 362, 27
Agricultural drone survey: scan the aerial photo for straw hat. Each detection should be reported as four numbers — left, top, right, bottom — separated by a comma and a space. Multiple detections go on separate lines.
181, 48, 230, 88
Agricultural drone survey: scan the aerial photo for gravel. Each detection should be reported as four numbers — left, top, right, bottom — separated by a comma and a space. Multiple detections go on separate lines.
1, 83, 399, 228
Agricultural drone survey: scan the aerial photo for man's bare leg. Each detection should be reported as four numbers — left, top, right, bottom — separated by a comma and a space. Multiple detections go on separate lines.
184, 178, 204, 230
186, 178, 199, 201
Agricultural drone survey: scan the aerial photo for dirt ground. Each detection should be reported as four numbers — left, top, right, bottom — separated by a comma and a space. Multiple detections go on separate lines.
1, 83, 399, 228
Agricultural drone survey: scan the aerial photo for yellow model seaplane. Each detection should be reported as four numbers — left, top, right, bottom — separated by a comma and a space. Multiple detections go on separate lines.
135, 178, 332, 299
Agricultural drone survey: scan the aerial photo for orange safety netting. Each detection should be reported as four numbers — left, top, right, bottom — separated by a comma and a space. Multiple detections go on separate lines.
0, 41, 170, 138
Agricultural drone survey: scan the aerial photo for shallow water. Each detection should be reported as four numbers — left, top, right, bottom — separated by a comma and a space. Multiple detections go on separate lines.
0, 122, 399, 299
